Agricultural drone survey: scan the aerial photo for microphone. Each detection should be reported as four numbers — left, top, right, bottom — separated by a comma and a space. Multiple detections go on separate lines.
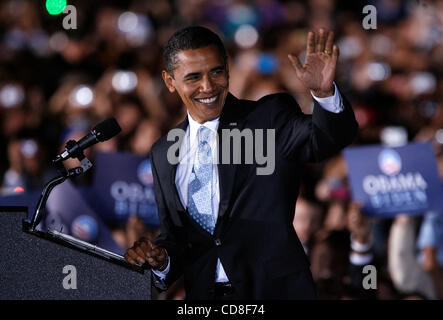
54, 117, 121, 163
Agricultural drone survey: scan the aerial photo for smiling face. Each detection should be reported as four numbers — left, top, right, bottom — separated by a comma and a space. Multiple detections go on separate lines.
162, 45, 229, 124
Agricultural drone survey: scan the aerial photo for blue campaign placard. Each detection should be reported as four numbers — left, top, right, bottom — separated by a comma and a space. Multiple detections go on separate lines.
0, 190, 41, 220
46, 180, 124, 254
0, 184, 124, 253
343, 142, 443, 217
90, 152, 159, 227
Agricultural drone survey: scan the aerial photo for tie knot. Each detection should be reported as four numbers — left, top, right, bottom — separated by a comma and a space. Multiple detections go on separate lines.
198, 126, 212, 144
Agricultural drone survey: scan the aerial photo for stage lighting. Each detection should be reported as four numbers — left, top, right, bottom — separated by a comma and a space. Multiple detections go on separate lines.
380, 126, 408, 147
435, 129, 443, 145
366, 62, 391, 82
69, 85, 94, 108
337, 36, 363, 60
112, 71, 138, 93
46, 0, 67, 15
117, 11, 152, 46
21, 139, 39, 158
0, 84, 25, 108
410, 72, 436, 96
234, 25, 258, 49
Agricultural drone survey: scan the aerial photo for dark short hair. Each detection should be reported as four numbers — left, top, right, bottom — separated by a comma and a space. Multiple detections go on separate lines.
162, 26, 227, 75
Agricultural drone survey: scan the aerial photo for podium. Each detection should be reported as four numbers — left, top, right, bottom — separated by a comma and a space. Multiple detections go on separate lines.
0, 207, 151, 300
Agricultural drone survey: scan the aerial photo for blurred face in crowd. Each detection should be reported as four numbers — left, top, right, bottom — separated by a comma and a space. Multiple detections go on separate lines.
310, 234, 348, 282
324, 202, 347, 231
115, 102, 142, 136
162, 45, 229, 124
130, 119, 161, 155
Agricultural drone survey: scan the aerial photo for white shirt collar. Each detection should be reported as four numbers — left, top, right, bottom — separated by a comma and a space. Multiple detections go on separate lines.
187, 112, 219, 144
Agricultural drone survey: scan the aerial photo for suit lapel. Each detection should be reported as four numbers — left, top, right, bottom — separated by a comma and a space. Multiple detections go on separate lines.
215, 94, 246, 231
164, 117, 188, 216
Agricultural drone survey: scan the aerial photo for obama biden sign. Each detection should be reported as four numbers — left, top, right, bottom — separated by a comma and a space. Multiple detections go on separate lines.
343, 142, 443, 217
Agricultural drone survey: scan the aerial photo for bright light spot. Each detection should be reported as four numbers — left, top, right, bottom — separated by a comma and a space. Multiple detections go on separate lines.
14, 187, 25, 193
117, 12, 152, 46
69, 85, 94, 108
234, 24, 259, 49
337, 36, 363, 59
21, 140, 38, 158
435, 129, 443, 145
380, 126, 408, 147
410, 72, 436, 95
46, 0, 67, 15
0, 84, 25, 108
112, 71, 138, 93
366, 62, 391, 81
118, 12, 138, 33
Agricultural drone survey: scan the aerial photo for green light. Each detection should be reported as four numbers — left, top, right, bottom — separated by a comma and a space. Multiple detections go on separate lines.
46, 0, 67, 15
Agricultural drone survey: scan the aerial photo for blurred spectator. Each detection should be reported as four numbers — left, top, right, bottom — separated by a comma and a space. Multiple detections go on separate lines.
417, 211, 443, 299
293, 197, 323, 254
309, 229, 350, 299
388, 215, 438, 299
130, 118, 162, 155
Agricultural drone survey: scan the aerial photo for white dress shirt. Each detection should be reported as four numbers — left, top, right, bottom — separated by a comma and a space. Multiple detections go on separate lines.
153, 83, 344, 282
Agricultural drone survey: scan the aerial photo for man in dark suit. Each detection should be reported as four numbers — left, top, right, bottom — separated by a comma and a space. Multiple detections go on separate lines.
124, 26, 358, 300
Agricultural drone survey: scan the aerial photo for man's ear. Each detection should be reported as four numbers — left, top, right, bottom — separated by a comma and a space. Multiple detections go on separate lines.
162, 70, 176, 93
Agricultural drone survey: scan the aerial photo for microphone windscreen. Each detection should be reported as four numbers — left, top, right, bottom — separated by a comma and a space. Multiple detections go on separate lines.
93, 117, 122, 141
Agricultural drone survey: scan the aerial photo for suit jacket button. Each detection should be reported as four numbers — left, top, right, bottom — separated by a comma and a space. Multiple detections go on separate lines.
215, 238, 222, 246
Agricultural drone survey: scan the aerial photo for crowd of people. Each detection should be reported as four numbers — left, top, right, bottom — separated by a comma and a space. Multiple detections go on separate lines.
1, 0, 442, 299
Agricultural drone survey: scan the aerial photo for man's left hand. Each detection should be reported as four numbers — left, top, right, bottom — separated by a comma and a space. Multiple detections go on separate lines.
288, 28, 339, 97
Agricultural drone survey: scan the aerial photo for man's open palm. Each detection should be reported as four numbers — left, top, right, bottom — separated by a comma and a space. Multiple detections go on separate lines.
288, 29, 339, 97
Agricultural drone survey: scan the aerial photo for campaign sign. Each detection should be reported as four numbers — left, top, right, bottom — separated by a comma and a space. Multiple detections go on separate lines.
46, 180, 124, 254
90, 152, 159, 227
0, 190, 41, 221
343, 142, 443, 217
